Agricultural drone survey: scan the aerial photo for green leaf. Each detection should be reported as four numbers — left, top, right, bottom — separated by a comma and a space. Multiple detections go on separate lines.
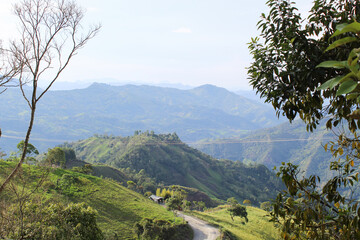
317, 75, 345, 90
331, 21, 360, 38
325, 37, 358, 51
316, 60, 348, 69
346, 93, 359, 100
336, 79, 358, 96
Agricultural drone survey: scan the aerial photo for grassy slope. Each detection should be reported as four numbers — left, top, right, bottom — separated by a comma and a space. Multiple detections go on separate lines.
0, 160, 181, 240
191, 205, 280, 240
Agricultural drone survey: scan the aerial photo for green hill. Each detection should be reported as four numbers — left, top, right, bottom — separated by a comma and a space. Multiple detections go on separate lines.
194, 120, 334, 180
0, 160, 189, 239
61, 132, 284, 205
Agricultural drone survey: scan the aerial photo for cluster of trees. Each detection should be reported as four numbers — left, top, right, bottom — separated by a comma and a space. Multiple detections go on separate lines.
0, 152, 103, 239
154, 186, 208, 212
133, 131, 181, 143
249, 0, 360, 238
134, 218, 192, 240
1, 200, 103, 240
122, 168, 157, 194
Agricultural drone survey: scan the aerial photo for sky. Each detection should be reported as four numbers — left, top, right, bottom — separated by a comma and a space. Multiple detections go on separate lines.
0, 0, 313, 91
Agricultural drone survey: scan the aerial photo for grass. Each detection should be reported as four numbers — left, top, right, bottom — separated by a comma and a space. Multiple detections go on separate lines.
0, 160, 183, 240
190, 205, 281, 240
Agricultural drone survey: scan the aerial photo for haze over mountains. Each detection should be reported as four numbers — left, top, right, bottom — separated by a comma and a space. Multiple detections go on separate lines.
195, 119, 335, 181
0, 83, 283, 152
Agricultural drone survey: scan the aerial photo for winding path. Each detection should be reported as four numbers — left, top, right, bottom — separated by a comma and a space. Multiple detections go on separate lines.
178, 212, 220, 240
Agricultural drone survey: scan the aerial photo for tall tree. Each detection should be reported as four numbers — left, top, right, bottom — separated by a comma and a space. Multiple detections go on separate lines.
0, 0, 100, 193
249, 0, 360, 239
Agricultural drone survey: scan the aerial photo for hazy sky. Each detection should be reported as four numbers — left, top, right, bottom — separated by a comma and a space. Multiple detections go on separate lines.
0, 0, 313, 90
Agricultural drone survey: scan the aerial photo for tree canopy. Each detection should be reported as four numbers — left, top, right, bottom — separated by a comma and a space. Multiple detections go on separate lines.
249, 0, 360, 239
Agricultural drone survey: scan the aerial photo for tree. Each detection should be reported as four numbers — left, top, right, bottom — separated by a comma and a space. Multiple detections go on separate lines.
47, 147, 66, 168
248, 0, 360, 131
16, 140, 39, 157
0, 0, 100, 193
242, 199, 251, 206
134, 218, 177, 240
16, 140, 39, 162
1, 199, 104, 240
193, 201, 206, 212
227, 197, 238, 206
260, 201, 271, 212
228, 204, 248, 223
127, 180, 136, 190
249, 0, 360, 239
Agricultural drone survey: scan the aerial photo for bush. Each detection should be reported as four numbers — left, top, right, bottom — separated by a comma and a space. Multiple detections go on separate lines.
0, 200, 103, 240
134, 218, 192, 240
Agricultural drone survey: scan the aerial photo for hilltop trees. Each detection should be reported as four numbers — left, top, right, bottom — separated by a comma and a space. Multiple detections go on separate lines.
47, 147, 66, 167
0, 0, 100, 193
249, 0, 360, 238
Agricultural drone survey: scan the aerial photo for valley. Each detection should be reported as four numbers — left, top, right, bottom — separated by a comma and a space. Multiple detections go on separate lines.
0, 83, 341, 239
0, 83, 283, 153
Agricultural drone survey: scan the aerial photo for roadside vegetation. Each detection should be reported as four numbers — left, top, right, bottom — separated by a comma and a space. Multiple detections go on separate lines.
190, 205, 280, 240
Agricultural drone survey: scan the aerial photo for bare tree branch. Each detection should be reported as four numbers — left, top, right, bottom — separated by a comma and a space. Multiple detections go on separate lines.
0, 0, 100, 194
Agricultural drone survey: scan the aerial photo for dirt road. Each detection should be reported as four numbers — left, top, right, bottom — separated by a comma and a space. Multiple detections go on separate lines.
178, 213, 220, 240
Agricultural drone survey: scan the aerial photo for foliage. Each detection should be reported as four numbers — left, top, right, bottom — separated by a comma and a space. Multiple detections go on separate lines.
260, 201, 271, 212
192, 201, 206, 211
249, 0, 360, 239
191, 205, 280, 240
166, 188, 188, 212
47, 147, 66, 168
167, 197, 184, 211
228, 204, 248, 223
0, 160, 187, 239
62, 132, 284, 205
17, 140, 39, 158
1, 199, 104, 240
134, 218, 192, 240
227, 197, 238, 205
248, 0, 360, 131
243, 199, 251, 206
72, 164, 93, 174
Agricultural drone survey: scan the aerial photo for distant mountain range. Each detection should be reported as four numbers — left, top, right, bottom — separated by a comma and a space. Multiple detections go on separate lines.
0, 83, 283, 153
194, 119, 335, 181
61, 132, 284, 205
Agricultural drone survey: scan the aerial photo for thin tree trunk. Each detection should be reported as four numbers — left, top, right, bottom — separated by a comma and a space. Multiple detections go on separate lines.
0, 105, 35, 193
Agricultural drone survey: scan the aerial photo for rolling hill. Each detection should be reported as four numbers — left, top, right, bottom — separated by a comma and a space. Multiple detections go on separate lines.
0, 83, 283, 153
61, 132, 284, 205
0, 160, 189, 240
194, 119, 335, 180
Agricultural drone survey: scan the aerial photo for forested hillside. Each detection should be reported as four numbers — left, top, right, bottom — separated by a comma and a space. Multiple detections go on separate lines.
195, 120, 335, 180
61, 132, 284, 205
0, 83, 283, 153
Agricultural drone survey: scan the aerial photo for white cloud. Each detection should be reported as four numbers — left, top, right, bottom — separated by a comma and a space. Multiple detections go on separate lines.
172, 27, 192, 34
